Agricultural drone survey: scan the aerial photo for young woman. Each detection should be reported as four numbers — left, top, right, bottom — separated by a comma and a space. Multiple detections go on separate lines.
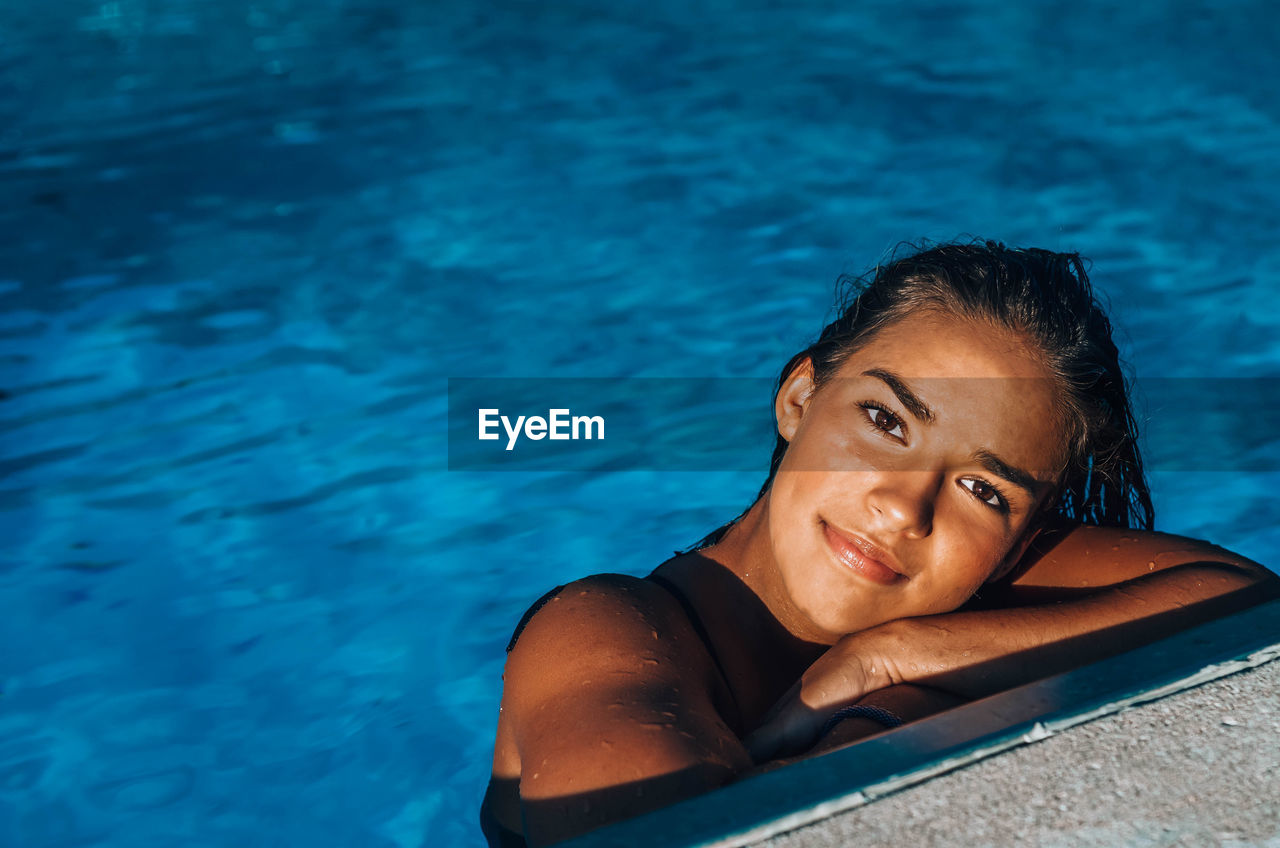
482, 242, 1277, 847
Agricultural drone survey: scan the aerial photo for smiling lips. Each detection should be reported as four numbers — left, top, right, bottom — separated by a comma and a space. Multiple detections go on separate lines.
822, 522, 907, 585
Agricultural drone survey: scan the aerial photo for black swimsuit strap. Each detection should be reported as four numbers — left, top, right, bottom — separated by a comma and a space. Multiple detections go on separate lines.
505, 583, 566, 654
646, 573, 743, 732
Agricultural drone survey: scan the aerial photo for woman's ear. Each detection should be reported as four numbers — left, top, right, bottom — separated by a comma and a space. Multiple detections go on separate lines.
775, 357, 816, 443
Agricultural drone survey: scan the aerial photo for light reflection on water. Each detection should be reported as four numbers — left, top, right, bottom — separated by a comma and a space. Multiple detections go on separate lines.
2, 1, 1278, 845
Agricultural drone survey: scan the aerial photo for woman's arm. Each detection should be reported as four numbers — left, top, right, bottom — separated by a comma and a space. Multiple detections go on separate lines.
999, 523, 1278, 597
746, 526, 1279, 760
498, 575, 751, 846
748, 684, 966, 773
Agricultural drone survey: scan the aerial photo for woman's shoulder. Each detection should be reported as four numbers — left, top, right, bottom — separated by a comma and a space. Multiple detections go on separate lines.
504, 574, 646, 654
493, 566, 753, 843
506, 572, 672, 633
498, 571, 736, 741
502, 572, 713, 677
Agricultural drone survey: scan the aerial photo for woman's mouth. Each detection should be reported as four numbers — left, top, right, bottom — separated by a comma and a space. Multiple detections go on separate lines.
821, 521, 907, 586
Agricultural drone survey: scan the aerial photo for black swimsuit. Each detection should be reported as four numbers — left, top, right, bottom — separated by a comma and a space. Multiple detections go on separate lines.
647, 573, 738, 706
481, 573, 738, 847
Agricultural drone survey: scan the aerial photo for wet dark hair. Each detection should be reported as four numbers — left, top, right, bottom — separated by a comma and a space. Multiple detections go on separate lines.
688, 239, 1154, 552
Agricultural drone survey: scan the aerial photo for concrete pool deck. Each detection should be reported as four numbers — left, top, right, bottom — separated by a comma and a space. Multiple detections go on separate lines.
570, 600, 1280, 848
758, 656, 1280, 847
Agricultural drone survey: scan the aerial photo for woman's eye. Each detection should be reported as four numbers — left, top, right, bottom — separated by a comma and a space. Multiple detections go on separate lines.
861, 404, 905, 440
961, 478, 1004, 509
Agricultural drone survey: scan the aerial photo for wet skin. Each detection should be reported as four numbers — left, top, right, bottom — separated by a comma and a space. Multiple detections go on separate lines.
485, 310, 1279, 846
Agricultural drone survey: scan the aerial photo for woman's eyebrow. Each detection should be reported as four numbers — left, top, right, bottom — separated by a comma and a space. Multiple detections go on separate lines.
862, 368, 1046, 497
973, 449, 1044, 498
862, 368, 935, 423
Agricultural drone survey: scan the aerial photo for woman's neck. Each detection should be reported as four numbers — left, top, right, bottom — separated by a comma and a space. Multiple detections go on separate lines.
703, 498, 842, 647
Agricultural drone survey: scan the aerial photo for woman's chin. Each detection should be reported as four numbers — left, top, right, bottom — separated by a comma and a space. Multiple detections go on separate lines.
794, 594, 887, 643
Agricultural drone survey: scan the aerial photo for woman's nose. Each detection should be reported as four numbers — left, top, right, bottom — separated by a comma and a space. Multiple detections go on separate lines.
865, 471, 940, 538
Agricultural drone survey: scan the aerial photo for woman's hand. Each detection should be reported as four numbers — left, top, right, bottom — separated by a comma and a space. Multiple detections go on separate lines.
745, 652, 966, 763
743, 631, 893, 762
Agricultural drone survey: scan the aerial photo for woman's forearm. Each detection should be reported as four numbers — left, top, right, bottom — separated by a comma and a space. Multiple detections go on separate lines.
868, 561, 1279, 699
744, 559, 1277, 761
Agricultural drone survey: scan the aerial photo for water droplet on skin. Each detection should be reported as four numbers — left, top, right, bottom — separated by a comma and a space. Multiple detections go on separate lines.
640, 657, 659, 666
1148, 561, 1156, 571
532, 772, 540, 780
579, 591, 589, 596
962, 651, 971, 657
651, 630, 659, 640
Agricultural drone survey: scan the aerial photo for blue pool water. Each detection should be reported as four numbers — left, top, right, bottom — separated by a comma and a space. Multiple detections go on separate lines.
2, 1, 1279, 845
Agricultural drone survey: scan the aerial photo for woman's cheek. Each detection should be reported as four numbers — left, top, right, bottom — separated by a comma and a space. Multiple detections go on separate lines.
928, 538, 1004, 609
940, 579, 984, 612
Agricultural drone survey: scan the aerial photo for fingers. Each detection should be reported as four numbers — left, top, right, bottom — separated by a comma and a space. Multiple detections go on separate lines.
754, 678, 800, 729
742, 723, 778, 763
743, 722, 783, 763
745, 641, 885, 764
744, 702, 822, 763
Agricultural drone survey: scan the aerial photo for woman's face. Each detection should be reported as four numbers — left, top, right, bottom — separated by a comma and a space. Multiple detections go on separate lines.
767, 309, 1066, 640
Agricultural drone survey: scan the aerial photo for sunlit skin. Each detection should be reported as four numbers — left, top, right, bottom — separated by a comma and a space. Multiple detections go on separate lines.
720, 309, 1067, 645
485, 308, 1278, 847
